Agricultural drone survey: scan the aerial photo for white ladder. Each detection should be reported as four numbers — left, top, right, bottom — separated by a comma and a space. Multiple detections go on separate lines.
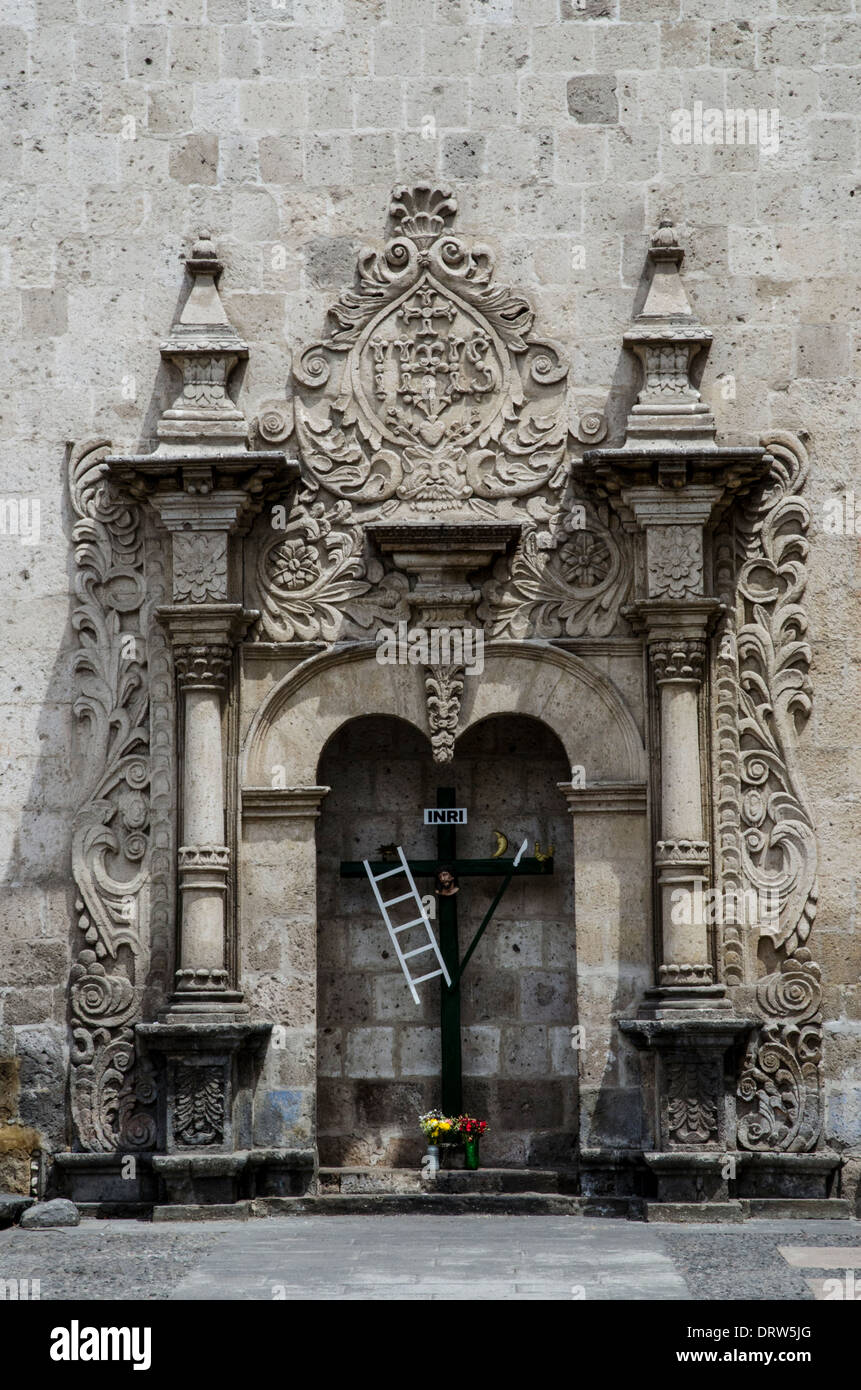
363, 847, 452, 1004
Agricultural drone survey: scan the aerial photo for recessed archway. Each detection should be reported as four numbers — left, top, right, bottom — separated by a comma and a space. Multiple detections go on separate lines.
315, 711, 575, 1169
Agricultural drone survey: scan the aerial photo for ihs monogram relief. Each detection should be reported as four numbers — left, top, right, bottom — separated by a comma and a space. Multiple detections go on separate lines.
252, 185, 631, 642
293, 184, 568, 513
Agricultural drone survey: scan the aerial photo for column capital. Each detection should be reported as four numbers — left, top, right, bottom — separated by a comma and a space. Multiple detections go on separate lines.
158, 603, 257, 691
627, 598, 722, 686
649, 637, 707, 686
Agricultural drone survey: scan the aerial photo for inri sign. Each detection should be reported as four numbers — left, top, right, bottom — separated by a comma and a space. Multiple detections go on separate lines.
423, 807, 467, 825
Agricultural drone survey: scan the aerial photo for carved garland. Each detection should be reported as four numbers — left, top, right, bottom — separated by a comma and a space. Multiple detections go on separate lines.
68, 440, 156, 1151
713, 431, 822, 1152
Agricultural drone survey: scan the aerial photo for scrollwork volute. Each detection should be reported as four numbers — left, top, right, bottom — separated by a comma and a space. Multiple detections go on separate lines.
69, 439, 157, 1152
248, 185, 632, 643
712, 431, 822, 1152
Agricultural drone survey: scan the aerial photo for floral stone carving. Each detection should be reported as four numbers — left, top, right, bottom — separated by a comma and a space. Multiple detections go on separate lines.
250, 184, 631, 643
712, 432, 822, 1153
69, 439, 157, 1152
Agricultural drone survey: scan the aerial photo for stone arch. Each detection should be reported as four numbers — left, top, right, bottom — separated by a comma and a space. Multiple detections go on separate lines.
241, 640, 646, 790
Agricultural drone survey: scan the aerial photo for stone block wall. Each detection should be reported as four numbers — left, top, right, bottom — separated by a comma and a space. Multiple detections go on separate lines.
0, 0, 858, 1191
317, 713, 575, 1166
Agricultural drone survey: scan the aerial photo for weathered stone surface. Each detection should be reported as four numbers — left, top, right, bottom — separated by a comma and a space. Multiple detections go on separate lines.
0, 1192, 34, 1226
0, 0, 858, 1219
19, 1198, 80, 1228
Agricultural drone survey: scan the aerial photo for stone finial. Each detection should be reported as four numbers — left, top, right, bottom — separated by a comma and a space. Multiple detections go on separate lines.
157, 229, 250, 451
621, 214, 715, 447
389, 184, 458, 250
649, 213, 683, 260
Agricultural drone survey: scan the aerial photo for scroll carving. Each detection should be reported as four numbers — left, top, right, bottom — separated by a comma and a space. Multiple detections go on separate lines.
69, 439, 157, 1151
249, 184, 632, 642
713, 431, 822, 1152
481, 497, 631, 639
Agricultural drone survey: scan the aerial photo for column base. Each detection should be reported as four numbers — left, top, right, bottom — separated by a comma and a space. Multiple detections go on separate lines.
640, 983, 732, 1016
644, 1151, 730, 1202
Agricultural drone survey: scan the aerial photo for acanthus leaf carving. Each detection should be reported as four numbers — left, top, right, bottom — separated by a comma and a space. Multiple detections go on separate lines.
424, 663, 464, 764
251, 186, 634, 643
480, 493, 631, 639
173, 1064, 226, 1148
665, 1054, 721, 1146
713, 431, 823, 1153
69, 438, 156, 1153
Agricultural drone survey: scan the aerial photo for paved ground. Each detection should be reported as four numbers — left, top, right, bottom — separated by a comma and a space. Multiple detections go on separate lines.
1, 1216, 860, 1300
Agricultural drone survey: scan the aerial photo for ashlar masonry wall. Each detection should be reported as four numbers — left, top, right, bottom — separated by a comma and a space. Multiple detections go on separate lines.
0, 0, 859, 1195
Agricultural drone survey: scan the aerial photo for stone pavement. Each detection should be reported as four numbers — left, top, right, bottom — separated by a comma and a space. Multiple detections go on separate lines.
2, 1216, 861, 1301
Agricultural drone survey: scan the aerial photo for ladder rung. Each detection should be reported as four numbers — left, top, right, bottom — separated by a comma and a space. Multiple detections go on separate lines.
410, 970, 444, 986
383, 891, 413, 907
403, 943, 435, 959
374, 865, 405, 881
393, 917, 426, 932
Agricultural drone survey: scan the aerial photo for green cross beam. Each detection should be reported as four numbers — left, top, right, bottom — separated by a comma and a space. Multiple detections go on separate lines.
339, 787, 553, 1114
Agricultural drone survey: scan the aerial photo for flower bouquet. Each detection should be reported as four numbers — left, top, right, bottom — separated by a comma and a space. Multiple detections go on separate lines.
456, 1114, 488, 1170
419, 1109, 457, 1146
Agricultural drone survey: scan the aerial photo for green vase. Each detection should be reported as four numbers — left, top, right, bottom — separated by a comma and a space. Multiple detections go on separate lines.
464, 1137, 480, 1170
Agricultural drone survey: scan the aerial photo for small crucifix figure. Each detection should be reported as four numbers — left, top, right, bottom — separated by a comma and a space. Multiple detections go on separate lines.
340, 787, 553, 1115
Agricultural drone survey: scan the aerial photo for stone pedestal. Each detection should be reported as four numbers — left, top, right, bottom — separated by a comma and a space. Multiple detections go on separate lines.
621, 1015, 755, 1201
138, 1021, 271, 1204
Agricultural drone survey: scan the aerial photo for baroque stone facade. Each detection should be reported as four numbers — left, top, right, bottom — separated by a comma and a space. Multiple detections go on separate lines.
0, 2, 859, 1215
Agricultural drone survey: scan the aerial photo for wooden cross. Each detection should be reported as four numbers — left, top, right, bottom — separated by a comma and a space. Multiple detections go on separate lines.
340, 787, 553, 1115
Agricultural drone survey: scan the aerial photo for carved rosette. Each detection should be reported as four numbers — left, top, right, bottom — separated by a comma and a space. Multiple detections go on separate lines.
68, 439, 157, 1152
711, 433, 822, 1152
171, 533, 228, 603
646, 525, 704, 601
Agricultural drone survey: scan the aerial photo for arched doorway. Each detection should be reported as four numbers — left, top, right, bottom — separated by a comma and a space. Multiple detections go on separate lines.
315, 712, 574, 1168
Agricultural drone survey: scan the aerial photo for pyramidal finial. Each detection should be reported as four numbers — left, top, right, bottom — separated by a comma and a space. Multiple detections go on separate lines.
157, 230, 249, 451
638, 214, 692, 320
620, 213, 715, 447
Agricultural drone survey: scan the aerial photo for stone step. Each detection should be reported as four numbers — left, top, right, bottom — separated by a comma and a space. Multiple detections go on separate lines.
251, 1192, 584, 1217
317, 1166, 574, 1196
745, 1198, 853, 1221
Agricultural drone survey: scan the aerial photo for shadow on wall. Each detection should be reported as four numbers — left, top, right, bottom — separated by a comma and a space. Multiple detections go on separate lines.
0, 417, 178, 1190
315, 711, 578, 1169
0, 441, 89, 1190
